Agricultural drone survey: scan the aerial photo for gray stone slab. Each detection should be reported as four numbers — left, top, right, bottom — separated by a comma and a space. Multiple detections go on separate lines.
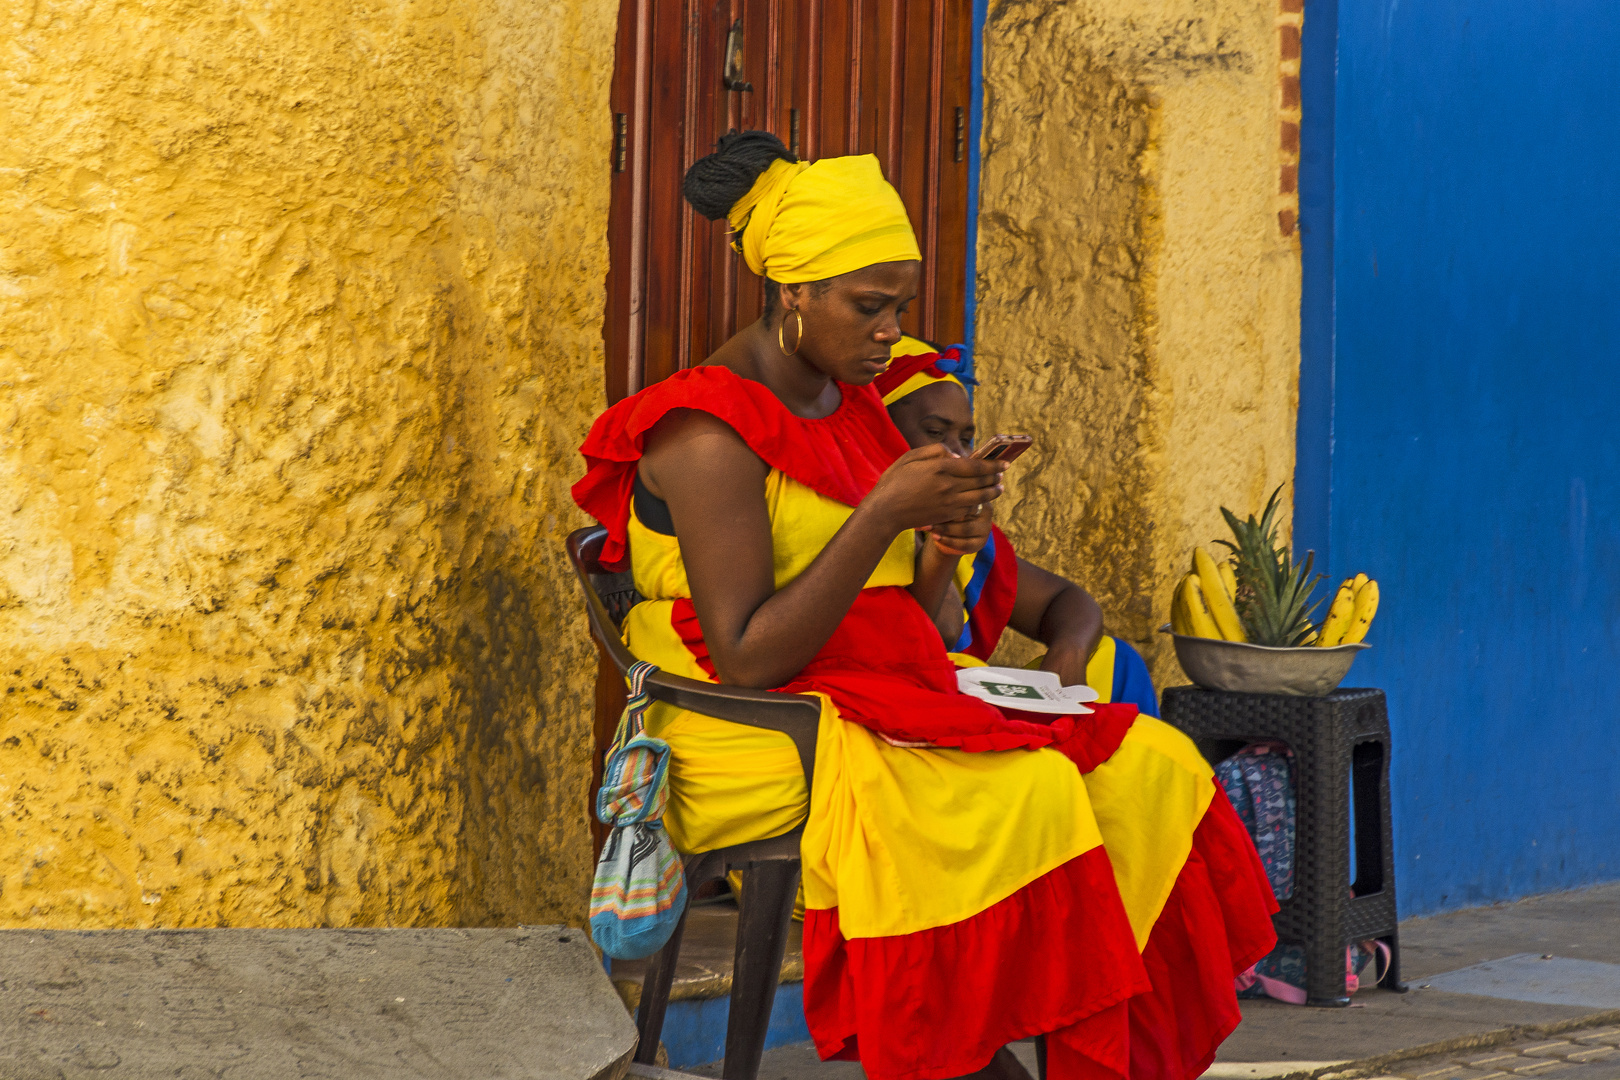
1215, 886, 1620, 1068
1421, 956, 1620, 1010
1400, 885, 1620, 980
0, 926, 636, 1080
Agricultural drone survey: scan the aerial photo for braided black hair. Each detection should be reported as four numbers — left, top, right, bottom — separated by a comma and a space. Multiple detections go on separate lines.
682, 130, 797, 221
683, 131, 814, 317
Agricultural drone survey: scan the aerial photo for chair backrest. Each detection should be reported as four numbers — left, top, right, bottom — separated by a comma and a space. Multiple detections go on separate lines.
566, 527, 644, 678
581, 555, 641, 632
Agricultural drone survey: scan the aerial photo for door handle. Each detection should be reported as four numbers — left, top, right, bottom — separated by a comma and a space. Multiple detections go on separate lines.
723, 19, 753, 92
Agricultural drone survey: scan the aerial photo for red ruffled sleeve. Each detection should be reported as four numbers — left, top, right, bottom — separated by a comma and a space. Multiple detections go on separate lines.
571, 367, 910, 569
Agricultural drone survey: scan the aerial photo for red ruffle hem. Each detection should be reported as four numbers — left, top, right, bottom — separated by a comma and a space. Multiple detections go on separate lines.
1125, 787, 1280, 1080
804, 845, 1151, 1080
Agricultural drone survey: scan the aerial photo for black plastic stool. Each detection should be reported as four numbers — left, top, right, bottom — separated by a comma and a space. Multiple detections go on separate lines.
1161, 686, 1409, 1006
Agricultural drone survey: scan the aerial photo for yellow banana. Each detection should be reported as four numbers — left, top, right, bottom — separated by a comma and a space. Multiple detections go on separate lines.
1341, 579, 1379, 643
1178, 573, 1222, 639
1194, 547, 1247, 642
1171, 585, 1193, 636
1217, 559, 1239, 603
1352, 572, 1369, 595
1316, 578, 1357, 646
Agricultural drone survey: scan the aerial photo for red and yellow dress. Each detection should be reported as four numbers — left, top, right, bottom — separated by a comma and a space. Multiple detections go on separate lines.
575, 366, 1159, 1080
940, 498, 1280, 1080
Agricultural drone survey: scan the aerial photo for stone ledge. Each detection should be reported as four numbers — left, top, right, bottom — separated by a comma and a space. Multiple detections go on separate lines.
0, 925, 636, 1080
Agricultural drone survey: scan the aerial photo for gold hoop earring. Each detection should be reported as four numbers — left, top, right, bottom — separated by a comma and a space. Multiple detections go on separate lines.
778, 309, 804, 356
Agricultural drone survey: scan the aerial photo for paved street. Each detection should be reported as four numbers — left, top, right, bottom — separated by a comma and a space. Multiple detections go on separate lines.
1363, 1026, 1620, 1080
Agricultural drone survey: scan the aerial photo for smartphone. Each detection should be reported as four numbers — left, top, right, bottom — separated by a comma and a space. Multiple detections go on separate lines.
971, 434, 1034, 463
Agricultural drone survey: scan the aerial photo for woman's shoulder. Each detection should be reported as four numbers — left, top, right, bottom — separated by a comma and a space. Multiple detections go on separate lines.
585, 365, 893, 456
580, 365, 788, 456
573, 365, 905, 566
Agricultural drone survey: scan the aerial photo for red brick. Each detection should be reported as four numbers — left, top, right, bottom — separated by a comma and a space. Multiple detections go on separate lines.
1280, 24, 1302, 59
1282, 74, 1301, 108
1280, 163, 1298, 193
1278, 208, 1296, 235
1280, 120, 1300, 154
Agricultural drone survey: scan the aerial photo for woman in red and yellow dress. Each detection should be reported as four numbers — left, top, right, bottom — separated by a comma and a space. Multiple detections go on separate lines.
574, 129, 1271, 1079
873, 346, 1280, 1080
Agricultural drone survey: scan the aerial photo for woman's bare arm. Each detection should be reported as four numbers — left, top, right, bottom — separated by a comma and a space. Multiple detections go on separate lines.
1007, 557, 1105, 688
642, 410, 1004, 688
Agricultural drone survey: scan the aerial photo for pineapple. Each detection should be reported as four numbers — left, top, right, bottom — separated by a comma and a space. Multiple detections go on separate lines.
1217, 486, 1325, 647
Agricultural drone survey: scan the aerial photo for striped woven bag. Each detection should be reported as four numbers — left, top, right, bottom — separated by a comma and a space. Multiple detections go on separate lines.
588, 661, 687, 960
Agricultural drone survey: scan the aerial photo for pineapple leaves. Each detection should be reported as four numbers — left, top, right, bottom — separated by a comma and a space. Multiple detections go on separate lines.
1215, 484, 1325, 647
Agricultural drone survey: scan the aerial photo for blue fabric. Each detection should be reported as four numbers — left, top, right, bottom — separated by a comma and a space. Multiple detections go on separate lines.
937, 343, 978, 387
1110, 638, 1159, 717
950, 532, 998, 653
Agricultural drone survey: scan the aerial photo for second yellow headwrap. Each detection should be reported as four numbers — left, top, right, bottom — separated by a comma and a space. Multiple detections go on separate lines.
726, 155, 922, 284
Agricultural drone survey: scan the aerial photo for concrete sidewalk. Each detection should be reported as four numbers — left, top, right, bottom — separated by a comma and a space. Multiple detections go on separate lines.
687, 882, 1620, 1079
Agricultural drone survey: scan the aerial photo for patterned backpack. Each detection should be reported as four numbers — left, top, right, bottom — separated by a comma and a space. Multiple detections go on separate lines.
589, 662, 687, 960
1217, 742, 1387, 1002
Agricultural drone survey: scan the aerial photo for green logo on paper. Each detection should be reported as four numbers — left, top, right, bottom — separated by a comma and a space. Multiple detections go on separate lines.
983, 682, 1039, 700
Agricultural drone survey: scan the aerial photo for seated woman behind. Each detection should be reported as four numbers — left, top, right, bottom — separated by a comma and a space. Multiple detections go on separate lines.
875, 340, 1161, 715
873, 345, 1280, 1080
573, 131, 1157, 1080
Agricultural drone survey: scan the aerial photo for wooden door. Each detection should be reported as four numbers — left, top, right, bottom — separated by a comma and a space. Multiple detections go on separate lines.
603, 0, 976, 403
592, 2, 975, 852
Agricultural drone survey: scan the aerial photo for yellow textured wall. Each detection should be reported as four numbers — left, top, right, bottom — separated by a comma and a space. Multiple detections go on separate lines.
976, 0, 1301, 683
0, 0, 617, 927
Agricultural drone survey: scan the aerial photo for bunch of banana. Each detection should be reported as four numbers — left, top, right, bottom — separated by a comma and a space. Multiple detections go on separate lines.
1314, 574, 1379, 646
1171, 547, 1381, 646
1171, 548, 1248, 642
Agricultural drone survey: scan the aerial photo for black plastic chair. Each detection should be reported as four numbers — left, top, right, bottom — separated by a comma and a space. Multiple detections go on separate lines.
567, 525, 822, 1080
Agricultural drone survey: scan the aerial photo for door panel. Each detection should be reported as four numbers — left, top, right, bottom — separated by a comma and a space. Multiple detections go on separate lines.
604, 0, 974, 402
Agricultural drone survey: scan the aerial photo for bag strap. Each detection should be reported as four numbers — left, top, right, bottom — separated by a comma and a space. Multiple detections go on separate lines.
610, 661, 659, 752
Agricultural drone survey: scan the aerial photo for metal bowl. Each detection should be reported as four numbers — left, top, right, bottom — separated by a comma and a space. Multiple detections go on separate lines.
1160, 626, 1369, 697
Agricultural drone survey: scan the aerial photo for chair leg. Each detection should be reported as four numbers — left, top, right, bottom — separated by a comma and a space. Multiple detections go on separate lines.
983, 1046, 1038, 1080
633, 901, 690, 1065
722, 859, 801, 1080
1035, 1034, 1047, 1080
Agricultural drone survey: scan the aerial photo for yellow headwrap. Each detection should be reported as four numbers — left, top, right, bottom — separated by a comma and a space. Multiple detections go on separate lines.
726, 156, 921, 283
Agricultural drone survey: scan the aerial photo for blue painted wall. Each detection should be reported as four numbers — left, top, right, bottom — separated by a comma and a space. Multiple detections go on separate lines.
1297, 0, 1620, 915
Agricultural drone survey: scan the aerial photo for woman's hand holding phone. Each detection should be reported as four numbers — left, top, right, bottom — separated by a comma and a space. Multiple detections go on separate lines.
928, 504, 993, 556
866, 435, 1034, 551
865, 444, 1006, 535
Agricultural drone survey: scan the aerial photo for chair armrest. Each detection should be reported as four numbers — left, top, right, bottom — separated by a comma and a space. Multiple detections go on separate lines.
567, 526, 821, 795
640, 668, 821, 795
